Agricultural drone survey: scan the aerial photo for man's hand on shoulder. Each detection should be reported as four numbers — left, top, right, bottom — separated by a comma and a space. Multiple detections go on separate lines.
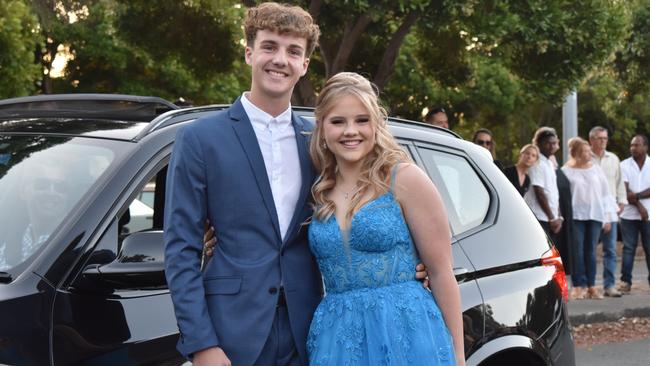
203, 220, 216, 257
415, 263, 429, 289
194, 347, 231, 366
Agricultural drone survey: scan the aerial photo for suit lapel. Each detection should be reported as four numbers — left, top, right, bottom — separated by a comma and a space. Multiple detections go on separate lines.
283, 113, 314, 246
229, 98, 282, 242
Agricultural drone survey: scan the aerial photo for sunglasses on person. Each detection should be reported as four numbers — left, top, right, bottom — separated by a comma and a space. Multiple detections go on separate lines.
476, 139, 492, 147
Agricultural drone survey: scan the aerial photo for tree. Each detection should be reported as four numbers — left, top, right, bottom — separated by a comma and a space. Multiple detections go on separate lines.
615, 0, 650, 98
277, 0, 627, 110
28, 0, 248, 105
0, 0, 41, 98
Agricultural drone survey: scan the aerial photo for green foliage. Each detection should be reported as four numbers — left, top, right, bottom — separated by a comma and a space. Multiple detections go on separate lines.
497, 0, 627, 103
116, 0, 239, 76
1, 0, 645, 165
0, 0, 42, 98
615, 0, 650, 97
33, 0, 247, 104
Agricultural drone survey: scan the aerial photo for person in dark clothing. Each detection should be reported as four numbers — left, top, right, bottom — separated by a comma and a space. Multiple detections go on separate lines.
556, 162, 575, 279
472, 128, 504, 170
504, 144, 539, 197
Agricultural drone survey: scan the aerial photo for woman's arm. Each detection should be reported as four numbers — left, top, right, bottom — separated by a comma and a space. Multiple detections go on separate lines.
394, 163, 465, 365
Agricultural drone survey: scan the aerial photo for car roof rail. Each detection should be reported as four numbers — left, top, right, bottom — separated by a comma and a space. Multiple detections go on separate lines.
0, 94, 179, 122
139, 104, 230, 138
141, 104, 461, 139
292, 107, 461, 139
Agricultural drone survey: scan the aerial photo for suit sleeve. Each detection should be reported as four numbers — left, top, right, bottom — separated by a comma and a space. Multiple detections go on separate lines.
164, 126, 220, 358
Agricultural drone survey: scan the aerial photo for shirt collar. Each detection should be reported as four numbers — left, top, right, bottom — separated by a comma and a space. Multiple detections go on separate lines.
241, 92, 293, 131
539, 153, 552, 166
592, 150, 612, 159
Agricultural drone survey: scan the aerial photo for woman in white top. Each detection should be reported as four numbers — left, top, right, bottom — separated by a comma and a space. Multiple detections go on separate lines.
561, 137, 617, 299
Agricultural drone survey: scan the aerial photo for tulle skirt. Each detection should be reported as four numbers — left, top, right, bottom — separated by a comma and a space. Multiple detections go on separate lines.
307, 281, 457, 366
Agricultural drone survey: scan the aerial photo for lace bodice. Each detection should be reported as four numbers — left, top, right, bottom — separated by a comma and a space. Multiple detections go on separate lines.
308, 192, 419, 293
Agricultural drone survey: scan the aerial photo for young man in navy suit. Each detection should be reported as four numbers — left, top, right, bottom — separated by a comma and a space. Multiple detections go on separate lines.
164, 3, 322, 365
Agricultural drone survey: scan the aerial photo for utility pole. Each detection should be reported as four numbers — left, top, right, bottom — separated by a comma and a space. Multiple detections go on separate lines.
562, 91, 578, 164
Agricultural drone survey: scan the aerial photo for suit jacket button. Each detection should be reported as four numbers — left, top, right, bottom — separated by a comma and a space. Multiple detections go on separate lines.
269, 287, 278, 294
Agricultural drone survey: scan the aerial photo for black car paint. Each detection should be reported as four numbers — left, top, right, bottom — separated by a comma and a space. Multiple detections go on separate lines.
0, 100, 574, 365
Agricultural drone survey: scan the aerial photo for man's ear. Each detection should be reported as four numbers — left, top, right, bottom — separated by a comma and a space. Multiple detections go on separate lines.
245, 46, 253, 65
300, 58, 310, 77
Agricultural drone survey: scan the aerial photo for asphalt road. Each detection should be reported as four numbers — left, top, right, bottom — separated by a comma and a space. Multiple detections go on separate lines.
575, 339, 650, 366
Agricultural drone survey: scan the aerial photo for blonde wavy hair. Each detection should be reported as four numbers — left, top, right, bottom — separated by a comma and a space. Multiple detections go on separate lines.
310, 72, 411, 222
518, 143, 540, 161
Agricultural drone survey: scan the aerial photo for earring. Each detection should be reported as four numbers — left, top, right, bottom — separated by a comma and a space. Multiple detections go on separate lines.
322, 141, 328, 150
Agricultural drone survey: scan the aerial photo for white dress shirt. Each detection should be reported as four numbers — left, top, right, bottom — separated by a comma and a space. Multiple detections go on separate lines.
592, 150, 627, 206
620, 156, 650, 220
525, 153, 560, 222
241, 93, 302, 241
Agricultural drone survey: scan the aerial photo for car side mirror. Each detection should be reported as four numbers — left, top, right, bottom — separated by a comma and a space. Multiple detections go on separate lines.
82, 231, 166, 289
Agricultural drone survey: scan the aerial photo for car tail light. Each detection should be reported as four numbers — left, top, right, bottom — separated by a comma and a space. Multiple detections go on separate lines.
541, 246, 568, 302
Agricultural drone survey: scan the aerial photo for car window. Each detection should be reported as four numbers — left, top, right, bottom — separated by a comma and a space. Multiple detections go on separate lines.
119, 168, 166, 239
417, 147, 490, 235
0, 136, 117, 273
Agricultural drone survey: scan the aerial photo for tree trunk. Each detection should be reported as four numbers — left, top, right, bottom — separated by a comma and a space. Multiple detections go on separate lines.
292, 77, 317, 107
308, 0, 324, 19
330, 14, 372, 76
373, 10, 420, 92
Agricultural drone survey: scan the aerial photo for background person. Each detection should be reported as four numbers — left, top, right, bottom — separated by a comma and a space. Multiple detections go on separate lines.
561, 137, 617, 300
472, 128, 504, 170
526, 127, 563, 240
589, 126, 626, 297
0, 159, 68, 270
556, 162, 575, 282
618, 134, 650, 294
423, 107, 449, 129
504, 144, 539, 197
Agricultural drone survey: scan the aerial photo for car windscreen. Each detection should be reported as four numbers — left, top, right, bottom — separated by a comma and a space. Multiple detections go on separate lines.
0, 135, 122, 278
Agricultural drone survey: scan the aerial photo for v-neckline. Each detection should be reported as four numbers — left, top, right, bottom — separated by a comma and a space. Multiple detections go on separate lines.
332, 191, 392, 234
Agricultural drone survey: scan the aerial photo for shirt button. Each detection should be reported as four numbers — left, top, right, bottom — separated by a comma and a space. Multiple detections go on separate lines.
269, 287, 278, 294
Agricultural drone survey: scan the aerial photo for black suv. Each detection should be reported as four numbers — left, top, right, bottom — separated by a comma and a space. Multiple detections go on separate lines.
0, 94, 575, 365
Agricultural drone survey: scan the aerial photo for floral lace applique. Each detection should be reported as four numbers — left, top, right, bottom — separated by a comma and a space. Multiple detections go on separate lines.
307, 192, 456, 365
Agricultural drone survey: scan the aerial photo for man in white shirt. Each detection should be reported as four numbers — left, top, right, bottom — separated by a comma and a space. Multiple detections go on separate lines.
589, 126, 626, 297
618, 134, 650, 294
526, 127, 563, 240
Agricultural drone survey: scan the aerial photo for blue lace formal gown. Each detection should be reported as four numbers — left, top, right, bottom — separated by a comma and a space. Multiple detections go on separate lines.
307, 190, 457, 366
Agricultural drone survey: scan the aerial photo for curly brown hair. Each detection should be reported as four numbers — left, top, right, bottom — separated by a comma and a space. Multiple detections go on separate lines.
244, 2, 320, 56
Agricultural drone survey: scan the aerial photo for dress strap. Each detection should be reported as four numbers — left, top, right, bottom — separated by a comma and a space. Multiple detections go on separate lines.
389, 163, 404, 194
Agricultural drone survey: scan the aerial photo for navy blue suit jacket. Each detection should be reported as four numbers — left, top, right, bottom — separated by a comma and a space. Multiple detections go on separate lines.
164, 98, 323, 365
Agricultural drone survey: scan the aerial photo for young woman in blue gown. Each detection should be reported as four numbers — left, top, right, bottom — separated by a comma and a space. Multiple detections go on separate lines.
306, 72, 465, 365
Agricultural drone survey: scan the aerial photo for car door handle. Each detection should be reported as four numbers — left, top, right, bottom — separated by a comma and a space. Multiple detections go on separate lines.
453, 267, 469, 276
453, 267, 470, 283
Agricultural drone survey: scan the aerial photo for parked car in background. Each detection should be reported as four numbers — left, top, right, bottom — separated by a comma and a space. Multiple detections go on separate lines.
0, 94, 574, 365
